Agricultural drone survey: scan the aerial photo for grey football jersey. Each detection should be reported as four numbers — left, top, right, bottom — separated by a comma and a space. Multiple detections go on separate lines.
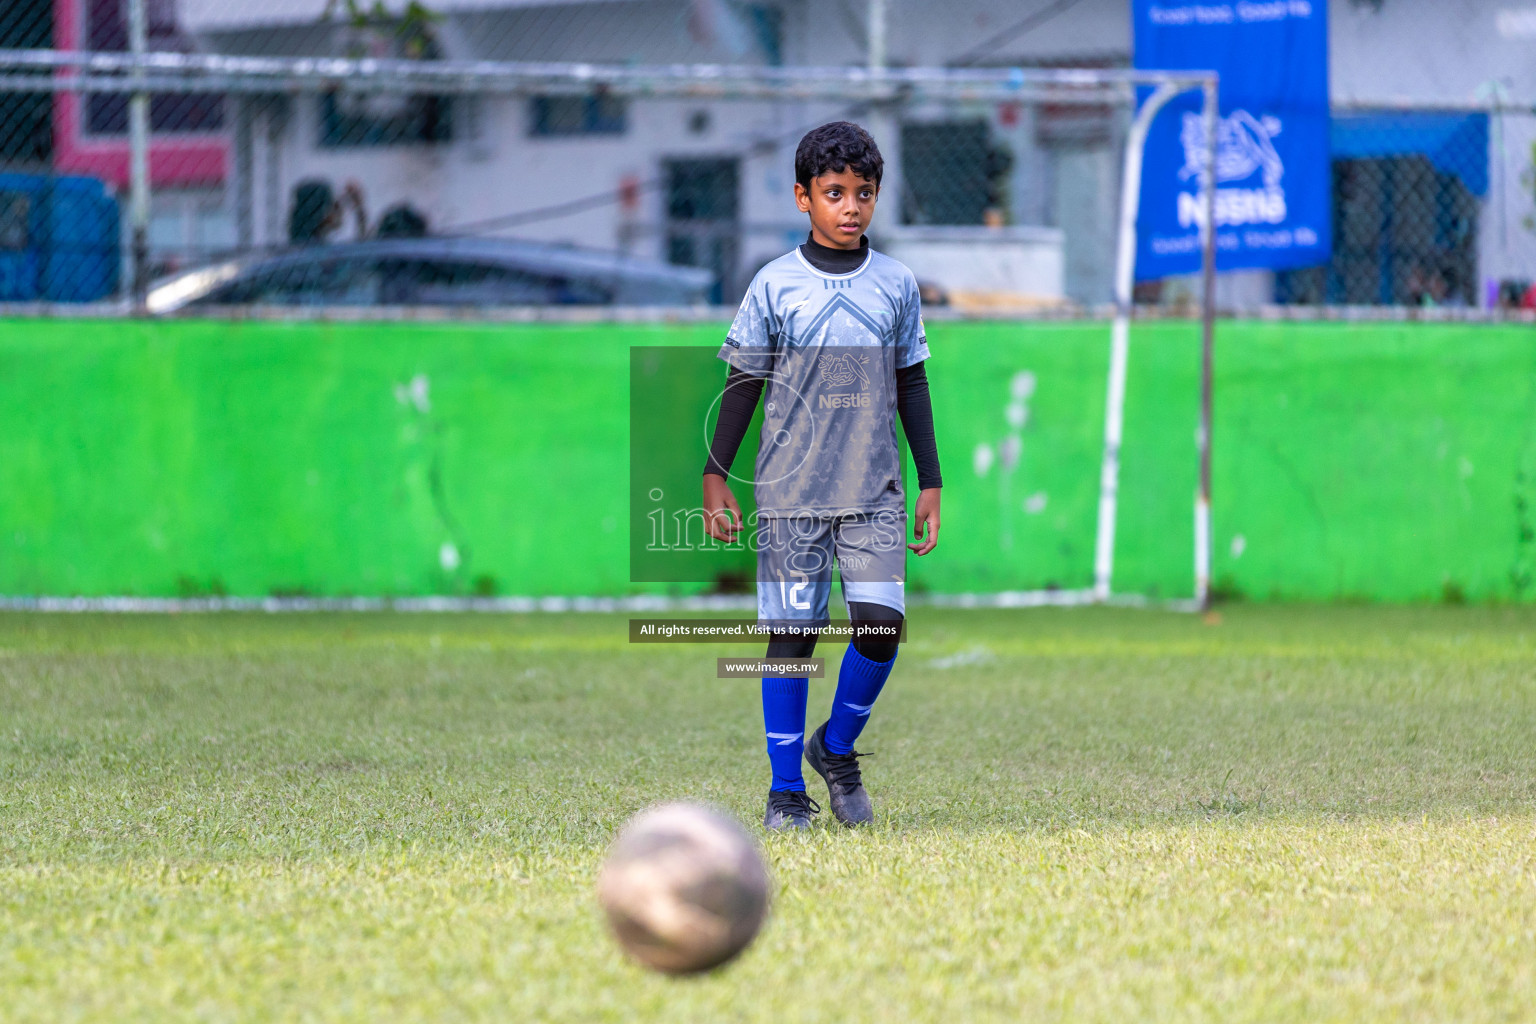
719, 247, 930, 515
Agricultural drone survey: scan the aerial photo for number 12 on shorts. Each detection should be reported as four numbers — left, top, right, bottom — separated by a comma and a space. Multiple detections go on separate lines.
778, 576, 810, 611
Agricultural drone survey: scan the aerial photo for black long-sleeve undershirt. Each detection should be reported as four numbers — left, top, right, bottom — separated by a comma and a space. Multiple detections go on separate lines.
702, 367, 766, 480
703, 361, 942, 491
896, 361, 941, 489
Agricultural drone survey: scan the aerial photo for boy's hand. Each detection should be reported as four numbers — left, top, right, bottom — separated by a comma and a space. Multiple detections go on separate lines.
909, 488, 941, 555
702, 474, 743, 543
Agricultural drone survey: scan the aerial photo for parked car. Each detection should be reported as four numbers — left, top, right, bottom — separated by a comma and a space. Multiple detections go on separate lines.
147, 236, 714, 312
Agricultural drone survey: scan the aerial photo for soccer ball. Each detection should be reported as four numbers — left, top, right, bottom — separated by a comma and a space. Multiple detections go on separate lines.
598, 803, 771, 975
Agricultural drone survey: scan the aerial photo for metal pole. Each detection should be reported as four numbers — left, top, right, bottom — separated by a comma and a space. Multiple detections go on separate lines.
234, 97, 253, 251
127, 0, 150, 312
867, 0, 887, 73
865, 0, 902, 249
265, 106, 284, 249
0, 50, 1224, 101
1195, 76, 1218, 610
1092, 81, 1180, 602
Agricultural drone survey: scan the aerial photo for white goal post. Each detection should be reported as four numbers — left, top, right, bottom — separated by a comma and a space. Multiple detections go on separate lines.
0, 50, 1218, 610
1095, 76, 1220, 612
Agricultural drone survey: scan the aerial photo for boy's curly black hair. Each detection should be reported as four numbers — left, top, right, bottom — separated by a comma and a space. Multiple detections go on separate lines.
794, 121, 884, 189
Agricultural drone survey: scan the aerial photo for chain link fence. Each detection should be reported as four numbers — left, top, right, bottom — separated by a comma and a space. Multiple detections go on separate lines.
1273, 103, 1536, 311
0, 0, 1533, 313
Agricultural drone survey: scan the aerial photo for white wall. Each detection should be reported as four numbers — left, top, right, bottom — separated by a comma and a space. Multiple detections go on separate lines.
219, 2, 851, 289
1481, 111, 1536, 288
1332, 0, 1536, 102
259, 90, 850, 277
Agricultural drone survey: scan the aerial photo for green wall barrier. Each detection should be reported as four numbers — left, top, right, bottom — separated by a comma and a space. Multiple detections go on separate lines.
1, 317, 1532, 602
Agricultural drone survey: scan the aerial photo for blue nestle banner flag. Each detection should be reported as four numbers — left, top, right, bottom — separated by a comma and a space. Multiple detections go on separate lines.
1133, 0, 1331, 278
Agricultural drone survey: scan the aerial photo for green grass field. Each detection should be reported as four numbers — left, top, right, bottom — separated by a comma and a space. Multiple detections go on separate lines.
3, 606, 1535, 1022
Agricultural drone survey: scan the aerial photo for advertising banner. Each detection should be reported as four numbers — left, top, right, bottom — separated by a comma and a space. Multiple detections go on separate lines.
1133, 0, 1331, 278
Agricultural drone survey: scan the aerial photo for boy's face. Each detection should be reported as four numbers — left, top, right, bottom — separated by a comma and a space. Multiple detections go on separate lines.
794, 169, 878, 250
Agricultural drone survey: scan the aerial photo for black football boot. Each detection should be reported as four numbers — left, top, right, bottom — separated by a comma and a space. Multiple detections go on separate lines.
763, 789, 820, 831
804, 722, 874, 826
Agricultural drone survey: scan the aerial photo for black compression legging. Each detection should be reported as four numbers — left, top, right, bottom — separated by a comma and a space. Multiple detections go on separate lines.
764, 601, 903, 664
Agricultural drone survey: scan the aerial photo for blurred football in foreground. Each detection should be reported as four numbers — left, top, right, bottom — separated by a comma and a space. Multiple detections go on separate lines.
598, 803, 770, 974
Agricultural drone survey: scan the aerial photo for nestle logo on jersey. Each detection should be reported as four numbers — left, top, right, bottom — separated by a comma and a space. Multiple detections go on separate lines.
817, 352, 870, 408
818, 352, 869, 388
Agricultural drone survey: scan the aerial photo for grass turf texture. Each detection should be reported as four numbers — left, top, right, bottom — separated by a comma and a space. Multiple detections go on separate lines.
2, 606, 1535, 1022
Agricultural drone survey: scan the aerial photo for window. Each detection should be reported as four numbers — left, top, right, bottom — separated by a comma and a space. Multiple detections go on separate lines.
900, 120, 1013, 225
0, 0, 53, 162
207, 260, 378, 307
378, 260, 616, 306
1276, 154, 1479, 306
743, 4, 783, 66
530, 95, 627, 137
378, 260, 551, 305
84, 0, 223, 135
1277, 112, 1487, 306
87, 93, 225, 135
665, 158, 739, 304
314, 15, 451, 147
319, 93, 452, 148
203, 258, 617, 308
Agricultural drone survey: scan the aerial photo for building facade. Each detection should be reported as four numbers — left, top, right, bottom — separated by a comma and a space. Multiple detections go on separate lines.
4, 0, 1533, 305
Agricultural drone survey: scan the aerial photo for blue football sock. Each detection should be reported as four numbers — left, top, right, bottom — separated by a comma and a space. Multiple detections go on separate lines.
762, 676, 809, 792
824, 645, 896, 755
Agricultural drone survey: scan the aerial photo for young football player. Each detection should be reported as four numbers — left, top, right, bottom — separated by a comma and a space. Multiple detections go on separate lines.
701, 121, 943, 830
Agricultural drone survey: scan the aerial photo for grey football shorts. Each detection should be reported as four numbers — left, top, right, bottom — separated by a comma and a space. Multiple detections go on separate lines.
755, 511, 907, 625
